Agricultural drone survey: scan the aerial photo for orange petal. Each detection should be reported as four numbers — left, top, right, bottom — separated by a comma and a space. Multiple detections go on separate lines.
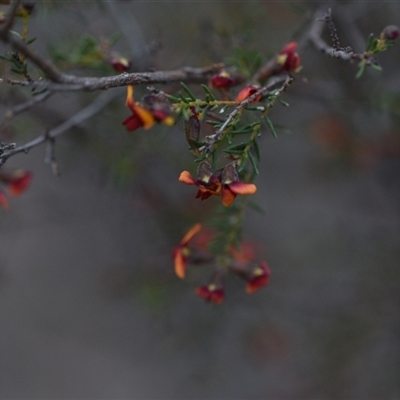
228, 181, 257, 195
221, 186, 237, 207
125, 85, 135, 109
132, 103, 155, 129
181, 223, 202, 245
178, 171, 196, 185
174, 250, 187, 279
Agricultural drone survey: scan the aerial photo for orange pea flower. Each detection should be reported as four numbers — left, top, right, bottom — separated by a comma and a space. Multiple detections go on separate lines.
172, 223, 202, 279
123, 86, 174, 131
235, 84, 262, 103
179, 161, 221, 201
220, 164, 257, 207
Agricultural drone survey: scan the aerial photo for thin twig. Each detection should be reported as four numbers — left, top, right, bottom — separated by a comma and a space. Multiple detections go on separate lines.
0, 0, 20, 37
202, 73, 292, 154
0, 90, 53, 130
308, 9, 375, 66
0, 90, 120, 165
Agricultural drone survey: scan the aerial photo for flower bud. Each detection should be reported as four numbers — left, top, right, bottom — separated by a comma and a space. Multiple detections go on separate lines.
381, 25, 400, 40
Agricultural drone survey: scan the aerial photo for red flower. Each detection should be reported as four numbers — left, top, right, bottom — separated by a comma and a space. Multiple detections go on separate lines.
235, 85, 262, 103
245, 262, 271, 294
179, 161, 221, 201
195, 283, 225, 304
211, 70, 235, 89
110, 56, 131, 73
123, 86, 174, 131
172, 223, 202, 279
276, 42, 301, 73
0, 169, 32, 196
220, 164, 257, 207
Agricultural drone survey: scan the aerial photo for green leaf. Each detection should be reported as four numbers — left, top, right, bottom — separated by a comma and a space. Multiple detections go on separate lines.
200, 104, 211, 122
26, 37, 37, 45
194, 154, 208, 163
9, 30, 23, 40
366, 33, 375, 52
181, 107, 190, 120
253, 139, 261, 161
179, 93, 190, 104
225, 140, 252, 151
278, 98, 289, 107
371, 63, 382, 72
219, 105, 230, 114
180, 82, 197, 101
201, 84, 216, 101
230, 127, 254, 135
248, 151, 259, 175
223, 149, 245, 155
245, 105, 266, 111
205, 120, 223, 127
355, 61, 366, 79
167, 94, 181, 103
264, 116, 277, 138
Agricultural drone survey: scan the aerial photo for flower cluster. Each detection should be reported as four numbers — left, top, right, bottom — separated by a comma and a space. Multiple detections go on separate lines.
123, 85, 174, 131
173, 224, 271, 304
179, 161, 256, 207
0, 169, 32, 210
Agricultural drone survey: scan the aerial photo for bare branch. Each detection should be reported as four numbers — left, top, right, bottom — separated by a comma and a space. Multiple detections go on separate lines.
0, 63, 225, 92
0, 0, 20, 37
0, 90, 120, 164
308, 9, 375, 66
0, 90, 53, 130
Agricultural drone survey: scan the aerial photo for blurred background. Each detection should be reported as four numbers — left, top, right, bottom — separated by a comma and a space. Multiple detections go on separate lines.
1, 1, 399, 398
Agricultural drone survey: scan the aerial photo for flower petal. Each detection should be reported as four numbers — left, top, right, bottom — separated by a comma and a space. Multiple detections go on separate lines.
173, 249, 187, 279
228, 181, 257, 195
221, 186, 237, 207
123, 114, 144, 131
246, 262, 271, 294
7, 171, 32, 196
195, 284, 224, 304
179, 171, 196, 185
181, 223, 202, 245
132, 103, 155, 129
125, 85, 135, 110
